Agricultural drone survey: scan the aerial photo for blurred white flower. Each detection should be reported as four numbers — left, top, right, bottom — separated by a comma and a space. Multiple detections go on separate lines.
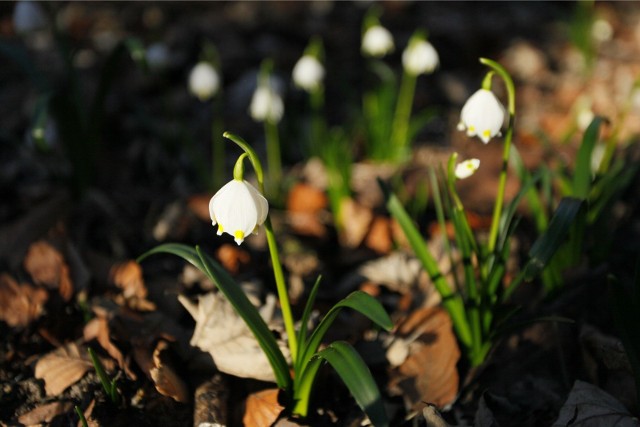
457, 89, 506, 144
13, 1, 47, 35
250, 83, 284, 124
189, 61, 220, 101
402, 39, 439, 76
590, 143, 605, 175
361, 25, 394, 58
209, 179, 268, 245
292, 55, 324, 92
592, 18, 613, 43
455, 158, 480, 180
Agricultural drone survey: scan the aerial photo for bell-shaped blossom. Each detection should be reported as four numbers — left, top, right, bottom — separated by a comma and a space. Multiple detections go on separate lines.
13, 1, 47, 35
209, 179, 268, 245
249, 83, 284, 124
402, 39, 439, 76
361, 25, 394, 58
189, 62, 220, 102
455, 158, 480, 180
292, 55, 324, 92
457, 89, 506, 144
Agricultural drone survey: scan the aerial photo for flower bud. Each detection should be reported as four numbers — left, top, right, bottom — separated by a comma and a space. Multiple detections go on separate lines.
189, 62, 220, 102
361, 25, 394, 58
292, 55, 324, 92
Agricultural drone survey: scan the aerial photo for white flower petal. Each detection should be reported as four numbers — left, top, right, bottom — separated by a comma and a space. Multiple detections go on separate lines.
455, 158, 481, 180
362, 25, 394, 58
250, 86, 283, 123
292, 55, 324, 92
189, 62, 220, 101
459, 89, 506, 144
402, 40, 439, 76
209, 180, 269, 245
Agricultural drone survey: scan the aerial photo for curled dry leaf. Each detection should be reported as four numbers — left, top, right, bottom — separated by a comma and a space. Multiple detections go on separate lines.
23, 240, 73, 301
35, 342, 95, 396
0, 273, 48, 327
287, 183, 329, 238
17, 401, 74, 425
388, 307, 460, 409
243, 388, 284, 427
179, 292, 290, 382
149, 340, 190, 403
216, 244, 251, 275
83, 316, 136, 380
364, 216, 393, 254
109, 260, 148, 300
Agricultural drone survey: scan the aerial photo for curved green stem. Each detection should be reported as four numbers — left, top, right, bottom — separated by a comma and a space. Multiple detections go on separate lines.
479, 58, 516, 255
223, 131, 298, 361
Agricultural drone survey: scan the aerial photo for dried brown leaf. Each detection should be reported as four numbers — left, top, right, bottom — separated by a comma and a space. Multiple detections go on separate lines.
287, 183, 328, 213
149, 340, 189, 403
23, 240, 73, 301
34, 342, 94, 396
390, 307, 460, 409
109, 260, 147, 300
76, 399, 99, 427
338, 198, 373, 248
215, 244, 250, 275
243, 388, 284, 427
364, 216, 393, 254
18, 401, 74, 425
83, 317, 136, 380
187, 193, 213, 222
0, 273, 48, 327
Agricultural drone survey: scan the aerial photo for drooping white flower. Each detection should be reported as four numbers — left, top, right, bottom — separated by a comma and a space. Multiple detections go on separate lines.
361, 25, 394, 58
249, 83, 284, 124
209, 179, 269, 245
189, 62, 220, 102
292, 55, 324, 92
402, 39, 439, 76
455, 158, 480, 180
13, 1, 47, 35
457, 89, 506, 144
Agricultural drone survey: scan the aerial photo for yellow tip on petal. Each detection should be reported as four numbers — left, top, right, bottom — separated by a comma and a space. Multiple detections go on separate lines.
217, 224, 224, 235
234, 230, 245, 245
468, 125, 475, 132
482, 129, 491, 138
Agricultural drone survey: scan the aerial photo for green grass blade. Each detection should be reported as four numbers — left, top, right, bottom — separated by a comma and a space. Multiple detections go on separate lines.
380, 178, 472, 348
137, 243, 292, 390
522, 197, 584, 282
573, 116, 604, 198
315, 341, 388, 427
296, 275, 323, 366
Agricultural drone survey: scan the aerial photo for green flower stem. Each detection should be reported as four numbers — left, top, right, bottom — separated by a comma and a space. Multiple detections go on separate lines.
390, 70, 418, 162
265, 120, 282, 198
211, 97, 225, 190
480, 58, 516, 256
223, 132, 298, 361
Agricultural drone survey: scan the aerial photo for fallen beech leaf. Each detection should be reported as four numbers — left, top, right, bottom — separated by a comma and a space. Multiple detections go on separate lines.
243, 388, 284, 427
338, 198, 373, 248
389, 307, 460, 409
179, 292, 290, 382
23, 240, 73, 301
109, 260, 148, 299
83, 317, 136, 380
34, 342, 95, 396
149, 340, 189, 403
18, 401, 74, 425
552, 380, 637, 427
287, 183, 328, 213
216, 244, 250, 275
364, 216, 393, 254
0, 273, 48, 327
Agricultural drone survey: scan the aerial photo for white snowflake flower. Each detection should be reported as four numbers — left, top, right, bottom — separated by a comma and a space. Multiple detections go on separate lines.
402, 39, 439, 76
455, 158, 481, 180
457, 89, 506, 144
188, 62, 220, 102
292, 55, 325, 92
249, 84, 284, 124
209, 179, 269, 245
361, 25, 395, 58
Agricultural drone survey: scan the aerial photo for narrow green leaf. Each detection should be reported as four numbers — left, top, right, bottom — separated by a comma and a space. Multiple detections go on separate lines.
295, 291, 392, 393
137, 243, 292, 390
523, 197, 584, 281
296, 275, 323, 366
573, 116, 604, 198
315, 341, 388, 427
